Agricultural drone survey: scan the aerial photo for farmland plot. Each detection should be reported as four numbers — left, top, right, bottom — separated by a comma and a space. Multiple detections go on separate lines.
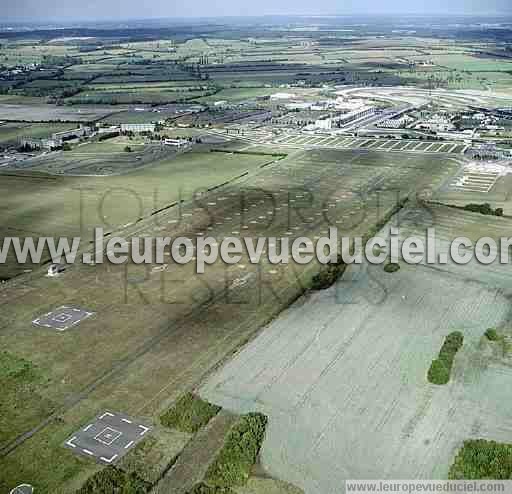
200, 207, 512, 493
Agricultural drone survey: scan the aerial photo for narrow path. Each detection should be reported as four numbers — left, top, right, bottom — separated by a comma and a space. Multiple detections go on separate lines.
152, 410, 238, 494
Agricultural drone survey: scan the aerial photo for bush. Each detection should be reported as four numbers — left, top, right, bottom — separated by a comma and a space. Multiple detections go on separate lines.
485, 328, 500, 341
77, 466, 150, 493
160, 392, 220, 434
62, 142, 72, 151
384, 263, 400, 273
449, 439, 512, 479
427, 331, 463, 385
427, 358, 450, 385
125, 146, 133, 152
188, 484, 235, 494
463, 203, 503, 217
205, 413, 268, 488
311, 254, 346, 290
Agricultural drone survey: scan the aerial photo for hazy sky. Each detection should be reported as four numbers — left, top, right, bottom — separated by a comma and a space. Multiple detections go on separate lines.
2, 0, 512, 21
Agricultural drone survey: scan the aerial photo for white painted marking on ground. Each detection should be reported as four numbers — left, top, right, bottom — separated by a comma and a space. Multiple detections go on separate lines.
66, 437, 78, 448
100, 454, 118, 464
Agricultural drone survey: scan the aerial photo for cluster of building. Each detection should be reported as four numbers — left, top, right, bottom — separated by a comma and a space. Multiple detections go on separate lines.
19, 121, 194, 152
0, 63, 39, 78
20, 125, 93, 151
415, 114, 455, 132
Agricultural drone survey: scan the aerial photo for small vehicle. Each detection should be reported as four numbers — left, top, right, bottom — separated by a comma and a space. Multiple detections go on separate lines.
47, 263, 66, 277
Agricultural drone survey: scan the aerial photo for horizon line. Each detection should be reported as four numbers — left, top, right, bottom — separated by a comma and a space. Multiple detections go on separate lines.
2, 12, 512, 24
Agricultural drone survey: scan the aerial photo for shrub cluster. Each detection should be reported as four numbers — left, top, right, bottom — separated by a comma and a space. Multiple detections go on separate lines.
463, 203, 504, 217
311, 254, 346, 290
427, 331, 464, 385
160, 392, 221, 434
204, 413, 268, 488
485, 328, 500, 341
188, 484, 234, 494
449, 439, 512, 479
77, 466, 150, 493
384, 263, 400, 273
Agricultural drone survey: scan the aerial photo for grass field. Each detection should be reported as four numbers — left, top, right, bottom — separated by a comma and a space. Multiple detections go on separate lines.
0, 148, 281, 279
0, 148, 454, 492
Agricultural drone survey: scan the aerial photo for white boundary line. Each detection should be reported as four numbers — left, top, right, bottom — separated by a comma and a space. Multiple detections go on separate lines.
100, 454, 118, 464
66, 436, 78, 448
138, 425, 149, 436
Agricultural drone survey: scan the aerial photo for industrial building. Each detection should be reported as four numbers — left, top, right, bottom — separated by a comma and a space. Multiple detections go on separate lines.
377, 115, 414, 129
52, 126, 92, 142
19, 137, 60, 151
314, 106, 376, 130
164, 138, 190, 147
120, 123, 156, 133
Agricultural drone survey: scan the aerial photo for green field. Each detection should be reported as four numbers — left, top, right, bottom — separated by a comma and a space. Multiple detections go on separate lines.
0, 148, 281, 279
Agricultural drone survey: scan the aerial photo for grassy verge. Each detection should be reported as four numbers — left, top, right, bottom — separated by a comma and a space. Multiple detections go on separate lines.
427, 331, 464, 385
0, 351, 55, 447
204, 413, 268, 488
160, 393, 221, 434
449, 439, 512, 479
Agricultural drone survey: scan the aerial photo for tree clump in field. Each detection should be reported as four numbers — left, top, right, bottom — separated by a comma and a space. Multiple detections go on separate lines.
427, 331, 464, 385
310, 254, 346, 290
463, 203, 503, 217
384, 263, 400, 273
485, 328, 500, 341
160, 392, 221, 434
449, 439, 512, 479
204, 413, 268, 488
77, 466, 150, 493
124, 145, 133, 152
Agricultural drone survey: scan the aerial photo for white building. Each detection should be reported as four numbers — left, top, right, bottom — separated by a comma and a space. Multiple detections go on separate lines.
121, 123, 156, 133
315, 106, 376, 130
164, 138, 189, 147
377, 115, 414, 129
416, 115, 455, 132
52, 126, 92, 142
437, 129, 477, 142
20, 137, 60, 151
270, 92, 296, 100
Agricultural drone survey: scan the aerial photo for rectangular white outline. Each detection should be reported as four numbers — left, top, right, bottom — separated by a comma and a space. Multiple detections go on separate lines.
33, 306, 94, 331
94, 427, 122, 446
